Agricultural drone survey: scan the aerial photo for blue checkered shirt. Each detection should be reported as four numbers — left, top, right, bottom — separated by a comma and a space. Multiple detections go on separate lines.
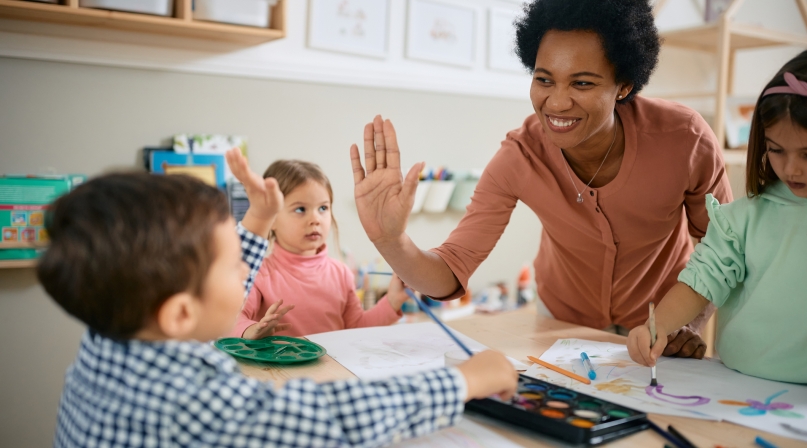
54, 223, 467, 447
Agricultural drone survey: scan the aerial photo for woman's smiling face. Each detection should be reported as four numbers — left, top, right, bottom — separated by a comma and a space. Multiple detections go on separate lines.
530, 30, 630, 151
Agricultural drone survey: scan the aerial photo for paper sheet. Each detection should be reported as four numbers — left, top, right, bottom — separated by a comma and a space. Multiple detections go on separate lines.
306, 322, 527, 381
396, 419, 522, 448
525, 339, 807, 442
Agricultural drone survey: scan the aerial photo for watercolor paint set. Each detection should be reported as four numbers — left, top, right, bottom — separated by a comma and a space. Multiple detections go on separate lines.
465, 374, 649, 445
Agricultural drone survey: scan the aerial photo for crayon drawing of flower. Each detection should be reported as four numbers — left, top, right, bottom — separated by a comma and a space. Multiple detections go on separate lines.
719, 390, 804, 418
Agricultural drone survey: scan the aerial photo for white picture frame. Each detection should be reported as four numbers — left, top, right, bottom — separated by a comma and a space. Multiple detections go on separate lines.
406, 0, 476, 68
307, 0, 390, 59
487, 7, 524, 73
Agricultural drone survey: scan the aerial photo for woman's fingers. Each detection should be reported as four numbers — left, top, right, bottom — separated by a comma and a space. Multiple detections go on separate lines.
363, 122, 376, 173
350, 144, 366, 185
402, 162, 425, 206
373, 115, 387, 169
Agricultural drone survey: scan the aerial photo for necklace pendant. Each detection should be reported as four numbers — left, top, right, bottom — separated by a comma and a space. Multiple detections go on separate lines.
577, 193, 583, 204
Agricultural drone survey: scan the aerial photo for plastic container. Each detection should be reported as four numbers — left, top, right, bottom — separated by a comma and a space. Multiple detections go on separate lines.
422, 180, 456, 213
448, 169, 482, 212
79, 0, 173, 16
193, 0, 278, 28
411, 180, 431, 213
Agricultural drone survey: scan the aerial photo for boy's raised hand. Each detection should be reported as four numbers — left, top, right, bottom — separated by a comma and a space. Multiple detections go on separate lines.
226, 148, 283, 238
242, 299, 294, 340
627, 324, 667, 367
457, 350, 518, 402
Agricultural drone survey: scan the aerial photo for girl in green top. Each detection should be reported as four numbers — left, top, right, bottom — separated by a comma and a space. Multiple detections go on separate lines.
627, 51, 807, 383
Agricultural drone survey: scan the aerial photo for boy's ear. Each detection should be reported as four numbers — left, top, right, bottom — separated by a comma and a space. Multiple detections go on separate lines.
156, 292, 201, 339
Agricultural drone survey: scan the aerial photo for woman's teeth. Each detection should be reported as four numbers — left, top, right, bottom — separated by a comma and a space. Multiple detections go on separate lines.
549, 117, 577, 127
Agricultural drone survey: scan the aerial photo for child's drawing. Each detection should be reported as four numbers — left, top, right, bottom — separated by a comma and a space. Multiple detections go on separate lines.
720, 390, 805, 418
525, 339, 807, 442
646, 384, 710, 406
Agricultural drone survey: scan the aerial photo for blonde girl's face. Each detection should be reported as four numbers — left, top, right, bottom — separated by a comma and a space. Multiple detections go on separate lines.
272, 180, 332, 256
766, 119, 807, 198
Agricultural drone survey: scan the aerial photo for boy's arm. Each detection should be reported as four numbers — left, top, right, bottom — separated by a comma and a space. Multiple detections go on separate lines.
236, 223, 269, 297
188, 367, 468, 447
225, 147, 282, 296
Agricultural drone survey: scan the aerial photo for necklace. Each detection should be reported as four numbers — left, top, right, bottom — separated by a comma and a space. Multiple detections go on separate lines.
561, 113, 618, 204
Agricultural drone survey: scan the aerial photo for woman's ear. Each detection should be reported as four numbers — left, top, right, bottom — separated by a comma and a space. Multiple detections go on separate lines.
617, 83, 634, 100
156, 292, 201, 339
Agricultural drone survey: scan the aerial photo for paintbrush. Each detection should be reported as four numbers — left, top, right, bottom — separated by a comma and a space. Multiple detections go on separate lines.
403, 288, 474, 356
649, 302, 658, 387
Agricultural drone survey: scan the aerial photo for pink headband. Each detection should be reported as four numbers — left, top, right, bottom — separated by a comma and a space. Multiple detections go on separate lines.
763, 72, 807, 97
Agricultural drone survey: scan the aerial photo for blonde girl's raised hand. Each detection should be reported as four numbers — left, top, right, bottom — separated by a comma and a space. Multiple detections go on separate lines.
385, 274, 410, 312
350, 116, 425, 247
226, 147, 284, 238
242, 300, 294, 340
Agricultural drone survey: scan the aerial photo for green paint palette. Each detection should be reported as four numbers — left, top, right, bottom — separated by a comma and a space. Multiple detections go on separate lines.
214, 336, 326, 364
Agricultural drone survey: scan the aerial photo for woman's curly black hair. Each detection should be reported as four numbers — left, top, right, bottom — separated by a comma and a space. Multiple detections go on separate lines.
515, 0, 661, 103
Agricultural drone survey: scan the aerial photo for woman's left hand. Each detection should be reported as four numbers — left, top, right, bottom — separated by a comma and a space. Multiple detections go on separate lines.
663, 325, 707, 359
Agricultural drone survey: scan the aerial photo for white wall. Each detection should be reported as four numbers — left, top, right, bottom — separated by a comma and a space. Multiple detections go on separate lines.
0, 0, 804, 445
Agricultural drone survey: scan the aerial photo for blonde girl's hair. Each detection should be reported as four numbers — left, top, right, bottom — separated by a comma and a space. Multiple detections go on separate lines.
262, 160, 341, 254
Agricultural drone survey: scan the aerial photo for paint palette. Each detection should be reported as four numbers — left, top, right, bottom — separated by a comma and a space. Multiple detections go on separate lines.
465, 375, 648, 445
214, 336, 326, 364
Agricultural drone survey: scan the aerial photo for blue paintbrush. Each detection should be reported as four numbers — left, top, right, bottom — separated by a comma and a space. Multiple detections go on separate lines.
403, 288, 474, 357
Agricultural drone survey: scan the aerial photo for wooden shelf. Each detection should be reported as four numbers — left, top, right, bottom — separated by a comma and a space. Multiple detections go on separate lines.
0, 241, 44, 269
0, 259, 37, 269
653, 0, 807, 149
661, 22, 807, 52
0, 241, 45, 249
0, 0, 286, 44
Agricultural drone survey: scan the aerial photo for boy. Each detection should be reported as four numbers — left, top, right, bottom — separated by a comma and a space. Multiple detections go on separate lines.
40, 148, 518, 447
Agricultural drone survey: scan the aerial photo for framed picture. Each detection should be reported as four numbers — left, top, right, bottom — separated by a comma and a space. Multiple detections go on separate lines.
487, 7, 523, 73
308, 0, 390, 59
406, 0, 476, 68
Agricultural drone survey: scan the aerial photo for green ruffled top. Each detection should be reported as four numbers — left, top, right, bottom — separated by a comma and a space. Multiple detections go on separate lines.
678, 181, 807, 383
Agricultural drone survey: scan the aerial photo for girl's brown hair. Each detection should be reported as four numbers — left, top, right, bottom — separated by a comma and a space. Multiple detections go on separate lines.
746, 50, 807, 197
263, 160, 340, 253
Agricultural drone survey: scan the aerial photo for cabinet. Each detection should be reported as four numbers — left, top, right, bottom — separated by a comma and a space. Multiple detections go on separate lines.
0, 0, 286, 44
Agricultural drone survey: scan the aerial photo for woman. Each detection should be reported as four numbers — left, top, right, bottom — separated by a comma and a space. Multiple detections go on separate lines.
349, 0, 731, 358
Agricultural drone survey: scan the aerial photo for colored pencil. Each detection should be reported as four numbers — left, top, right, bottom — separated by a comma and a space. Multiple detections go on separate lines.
367, 271, 393, 276
526, 356, 592, 385
754, 436, 779, 448
649, 302, 658, 386
668, 424, 698, 448
403, 288, 474, 357
647, 420, 689, 448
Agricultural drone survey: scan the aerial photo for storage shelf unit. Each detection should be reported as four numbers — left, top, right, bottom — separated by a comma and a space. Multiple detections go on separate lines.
654, 0, 807, 151
0, 0, 286, 44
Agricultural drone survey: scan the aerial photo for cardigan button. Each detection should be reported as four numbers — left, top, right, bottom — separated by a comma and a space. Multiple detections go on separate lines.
590, 191, 594, 196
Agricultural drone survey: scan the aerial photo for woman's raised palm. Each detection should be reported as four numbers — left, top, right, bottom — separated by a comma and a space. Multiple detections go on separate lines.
350, 115, 424, 245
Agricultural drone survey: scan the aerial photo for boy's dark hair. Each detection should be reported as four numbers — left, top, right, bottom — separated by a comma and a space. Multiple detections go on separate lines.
37, 173, 231, 339
514, 0, 660, 103
746, 50, 807, 197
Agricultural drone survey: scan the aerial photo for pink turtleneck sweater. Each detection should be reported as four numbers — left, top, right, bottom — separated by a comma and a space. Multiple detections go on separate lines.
231, 244, 402, 338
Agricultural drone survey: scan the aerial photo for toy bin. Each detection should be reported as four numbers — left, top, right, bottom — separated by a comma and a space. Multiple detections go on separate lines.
79, 0, 174, 16
193, 0, 279, 28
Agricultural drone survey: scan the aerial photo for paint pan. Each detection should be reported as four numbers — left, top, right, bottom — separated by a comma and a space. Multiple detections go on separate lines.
465, 374, 649, 445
